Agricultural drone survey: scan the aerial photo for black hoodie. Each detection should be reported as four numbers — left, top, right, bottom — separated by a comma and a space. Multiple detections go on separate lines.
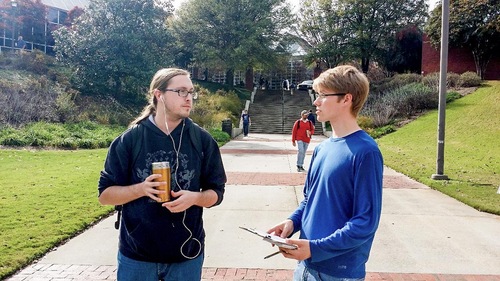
98, 117, 226, 263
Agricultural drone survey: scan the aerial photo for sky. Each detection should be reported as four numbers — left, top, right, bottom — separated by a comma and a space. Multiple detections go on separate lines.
172, 0, 440, 12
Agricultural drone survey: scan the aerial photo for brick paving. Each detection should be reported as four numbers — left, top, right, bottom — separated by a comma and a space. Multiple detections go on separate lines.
5, 145, 499, 281
8, 264, 500, 280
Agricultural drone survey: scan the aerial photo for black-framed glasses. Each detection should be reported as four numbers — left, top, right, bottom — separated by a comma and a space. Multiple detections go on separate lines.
317, 92, 347, 99
165, 88, 198, 99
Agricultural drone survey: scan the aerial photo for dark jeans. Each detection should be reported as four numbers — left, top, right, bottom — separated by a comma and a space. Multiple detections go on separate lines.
243, 123, 249, 136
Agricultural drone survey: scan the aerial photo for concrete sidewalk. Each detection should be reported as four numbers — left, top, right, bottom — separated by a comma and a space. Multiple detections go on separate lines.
7, 134, 500, 281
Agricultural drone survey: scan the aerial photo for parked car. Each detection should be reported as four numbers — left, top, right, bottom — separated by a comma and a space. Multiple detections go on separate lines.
297, 80, 313, 91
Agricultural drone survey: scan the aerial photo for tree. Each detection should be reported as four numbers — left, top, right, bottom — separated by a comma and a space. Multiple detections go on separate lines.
426, 0, 500, 79
171, 0, 293, 85
296, 0, 428, 73
0, 0, 46, 47
294, 0, 348, 69
385, 25, 423, 74
15, 0, 46, 44
54, 0, 176, 102
340, 0, 428, 73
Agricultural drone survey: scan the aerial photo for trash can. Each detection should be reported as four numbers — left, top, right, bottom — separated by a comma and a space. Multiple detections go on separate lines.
221, 119, 232, 137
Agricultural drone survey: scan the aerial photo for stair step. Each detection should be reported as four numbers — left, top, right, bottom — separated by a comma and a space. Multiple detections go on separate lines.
247, 89, 322, 135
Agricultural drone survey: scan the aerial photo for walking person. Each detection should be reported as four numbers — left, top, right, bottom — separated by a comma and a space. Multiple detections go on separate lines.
241, 109, 251, 137
291, 110, 314, 172
16, 35, 26, 55
98, 68, 226, 281
307, 109, 316, 126
268, 65, 383, 281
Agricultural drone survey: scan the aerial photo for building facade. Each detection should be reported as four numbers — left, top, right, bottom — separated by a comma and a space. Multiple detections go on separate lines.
0, 0, 88, 53
421, 34, 500, 80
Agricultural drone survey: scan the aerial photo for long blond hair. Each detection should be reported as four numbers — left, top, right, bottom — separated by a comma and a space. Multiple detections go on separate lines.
130, 68, 191, 126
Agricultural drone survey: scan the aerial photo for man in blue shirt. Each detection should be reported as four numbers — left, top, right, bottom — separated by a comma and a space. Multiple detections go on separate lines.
241, 109, 251, 137
268, 65, 383, 281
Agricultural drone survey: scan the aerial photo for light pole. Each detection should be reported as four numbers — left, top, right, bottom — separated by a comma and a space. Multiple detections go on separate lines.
431, 0, 450, 180
11, 0, 17, 51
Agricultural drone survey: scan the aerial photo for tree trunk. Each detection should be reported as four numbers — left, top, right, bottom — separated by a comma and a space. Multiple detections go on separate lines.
361, 57, 370, 73
245, 66, 254, 90
226, 68, 234, 86
472, 49, 491, 80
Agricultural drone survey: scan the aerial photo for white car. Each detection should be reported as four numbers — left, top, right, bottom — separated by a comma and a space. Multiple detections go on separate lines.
297, 80, 313, 91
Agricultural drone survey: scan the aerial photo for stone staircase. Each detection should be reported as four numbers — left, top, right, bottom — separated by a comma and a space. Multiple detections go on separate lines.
248, 89, 322, 135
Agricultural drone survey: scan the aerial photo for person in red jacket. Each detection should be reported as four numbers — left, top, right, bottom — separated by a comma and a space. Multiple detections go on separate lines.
292, 110, 314, 172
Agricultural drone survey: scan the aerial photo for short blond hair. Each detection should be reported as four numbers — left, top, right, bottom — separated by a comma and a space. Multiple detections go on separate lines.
313, 65, 369, 116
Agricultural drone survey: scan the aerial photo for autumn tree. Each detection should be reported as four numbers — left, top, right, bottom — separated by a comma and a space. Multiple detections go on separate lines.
426, 0, 500, 79
0, 0, 46, 47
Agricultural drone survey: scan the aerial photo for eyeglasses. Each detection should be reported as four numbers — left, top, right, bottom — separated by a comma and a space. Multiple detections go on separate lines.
165, 88, 198, 99
317, 92, 347, 99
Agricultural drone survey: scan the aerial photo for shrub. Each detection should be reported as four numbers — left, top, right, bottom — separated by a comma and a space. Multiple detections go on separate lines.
446, 91, 461, 103
370, 73, 422, 95
59, 137, 79, 149
385, 83, 437, 117
460, 72, 482, 87
357, 115, 374, 130
1, 135, 30, 146
422, 72, 440, 90
363, 82, 437, 123
368, 125, 396, 138
55, 90, 78, 123
422, 72, 466, 89
208, 128, 231, 146
392, 73, 422, 86
447, 72, 462, 88
191, 87, 244, 129
361, 102, 397, 127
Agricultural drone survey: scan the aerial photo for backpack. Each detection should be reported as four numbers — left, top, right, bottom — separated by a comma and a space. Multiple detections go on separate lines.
114, 119, 205, 229
297, 119, 313, 130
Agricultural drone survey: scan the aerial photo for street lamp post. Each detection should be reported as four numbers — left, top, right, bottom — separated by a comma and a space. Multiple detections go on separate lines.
431, 0, 450, 180
11, 0, 17, 51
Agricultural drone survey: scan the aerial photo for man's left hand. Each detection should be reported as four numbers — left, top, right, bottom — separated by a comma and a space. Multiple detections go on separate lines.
162, 190, 198, 213
279, 238, 311, 261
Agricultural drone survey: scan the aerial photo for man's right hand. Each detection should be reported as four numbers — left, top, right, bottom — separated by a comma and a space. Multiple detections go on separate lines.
267, 219, 294, 239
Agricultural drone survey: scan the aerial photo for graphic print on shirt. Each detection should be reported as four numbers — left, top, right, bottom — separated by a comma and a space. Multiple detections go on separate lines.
134, 149, 195, 199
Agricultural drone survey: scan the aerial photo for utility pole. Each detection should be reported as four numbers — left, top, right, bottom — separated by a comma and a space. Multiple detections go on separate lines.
11, 0, 18, 51
431, 0, 450, 180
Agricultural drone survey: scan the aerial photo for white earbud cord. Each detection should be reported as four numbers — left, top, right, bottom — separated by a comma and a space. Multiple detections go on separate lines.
162, 98, 201, 260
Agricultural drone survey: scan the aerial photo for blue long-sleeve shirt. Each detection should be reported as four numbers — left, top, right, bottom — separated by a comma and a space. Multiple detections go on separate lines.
289, 130, 383, 278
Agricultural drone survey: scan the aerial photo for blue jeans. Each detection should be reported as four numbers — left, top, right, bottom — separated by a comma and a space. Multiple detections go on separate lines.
243, 123, 249, 136
293, 261, 365, 281
117, 251, 204, 281
297, 140, 309, 167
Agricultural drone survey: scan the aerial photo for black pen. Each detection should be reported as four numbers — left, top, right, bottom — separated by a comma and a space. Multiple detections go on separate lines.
264, 251, 281, 259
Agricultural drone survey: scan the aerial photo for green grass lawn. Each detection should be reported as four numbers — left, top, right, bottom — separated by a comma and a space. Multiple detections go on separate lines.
0, 148, 112, 279
378, 81, 500, 214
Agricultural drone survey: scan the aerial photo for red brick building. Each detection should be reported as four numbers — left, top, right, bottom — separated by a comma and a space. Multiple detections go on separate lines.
421, 34, 500, 80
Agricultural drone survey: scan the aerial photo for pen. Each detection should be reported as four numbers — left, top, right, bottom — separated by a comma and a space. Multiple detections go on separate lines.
264, 251, 281, 259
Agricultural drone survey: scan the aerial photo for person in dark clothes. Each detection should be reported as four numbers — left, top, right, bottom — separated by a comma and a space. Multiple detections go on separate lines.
241, 109, 251, 137
98, 68, 226, 281
307, 109, 316, 126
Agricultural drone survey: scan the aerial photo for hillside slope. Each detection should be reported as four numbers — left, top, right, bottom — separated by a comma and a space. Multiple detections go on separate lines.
378, 81, 500, 214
